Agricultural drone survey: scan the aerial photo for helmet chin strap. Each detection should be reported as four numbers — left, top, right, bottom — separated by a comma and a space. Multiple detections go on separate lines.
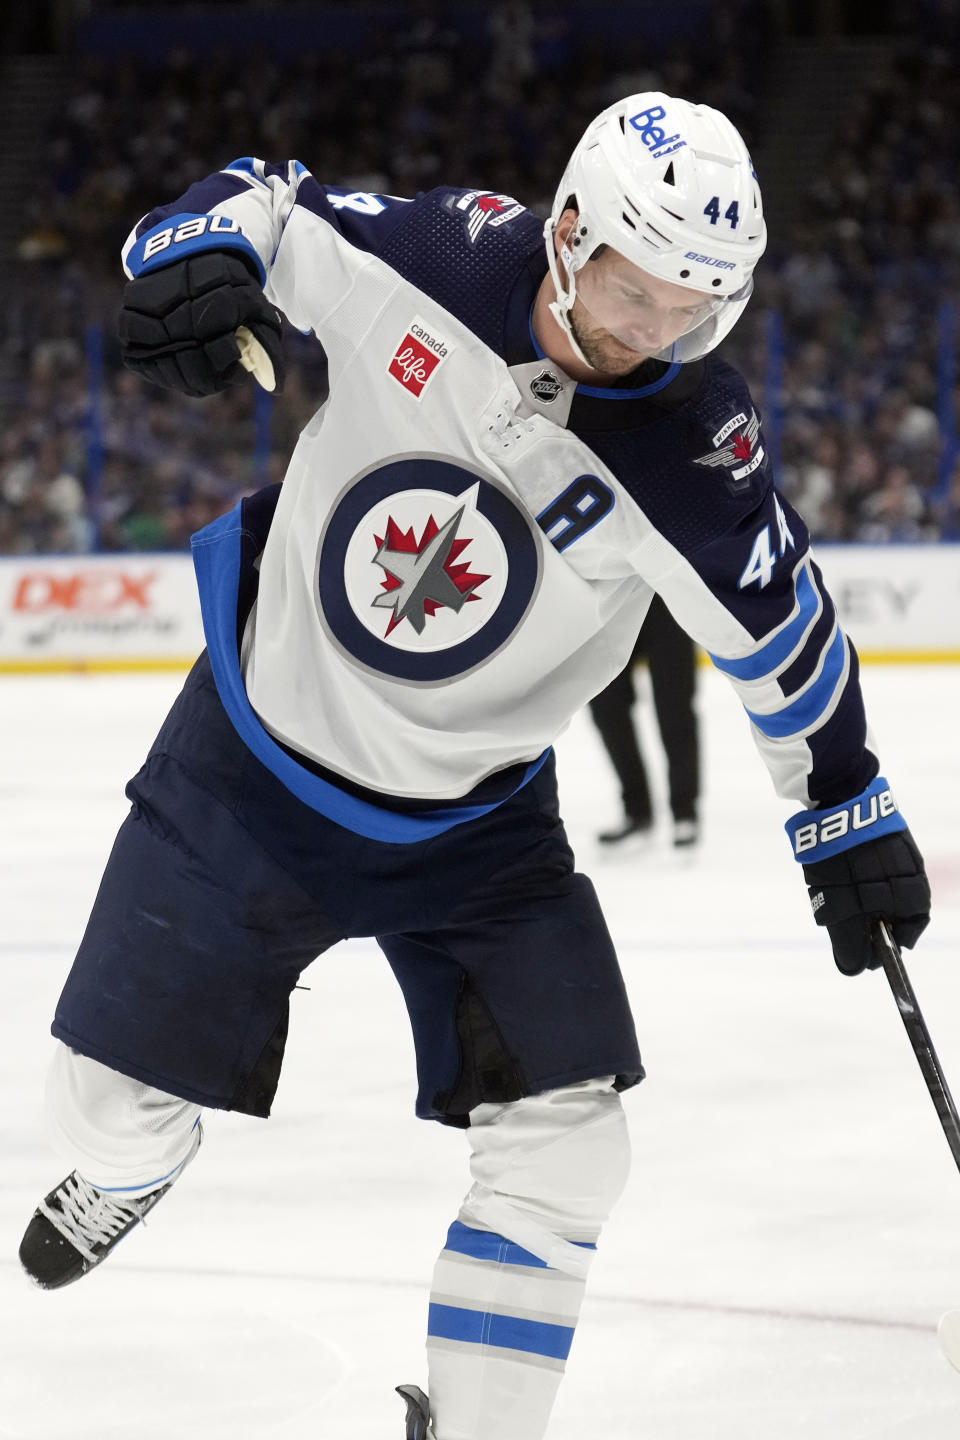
542, 216, 597, 372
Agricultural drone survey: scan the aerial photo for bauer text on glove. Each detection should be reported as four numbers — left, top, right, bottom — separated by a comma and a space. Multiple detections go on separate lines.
785, 777, 930, 976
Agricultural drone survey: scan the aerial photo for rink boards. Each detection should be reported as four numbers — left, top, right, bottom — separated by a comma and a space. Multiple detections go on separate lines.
0, 544, 958, 672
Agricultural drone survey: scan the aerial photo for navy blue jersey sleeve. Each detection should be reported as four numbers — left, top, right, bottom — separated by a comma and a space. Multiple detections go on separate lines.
688, 483, 878, 807
604, 360, 880, 809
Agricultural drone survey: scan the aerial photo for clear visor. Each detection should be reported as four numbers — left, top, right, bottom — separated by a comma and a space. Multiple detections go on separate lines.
573, 245, 727, 355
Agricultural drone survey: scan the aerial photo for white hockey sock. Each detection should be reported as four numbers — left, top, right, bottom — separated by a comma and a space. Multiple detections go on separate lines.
426, 1219, 592, 1440
45, 1044, 203, 1197
425, 1077, 631, 1440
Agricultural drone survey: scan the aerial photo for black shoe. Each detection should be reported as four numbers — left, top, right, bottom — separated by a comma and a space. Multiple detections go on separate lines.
597, 814, 653, 845
396, 1385, 433, 1440
19, 1126, 201, 1290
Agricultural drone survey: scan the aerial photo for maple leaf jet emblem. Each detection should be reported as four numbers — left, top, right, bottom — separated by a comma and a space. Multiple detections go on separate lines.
371, 505, 486, 636
693, 409, 762, 470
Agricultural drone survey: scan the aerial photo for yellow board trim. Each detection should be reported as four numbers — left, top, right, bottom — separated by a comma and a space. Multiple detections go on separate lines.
2, 649, 960, 677
0, 657, 199, 675
857, 650, 960, 664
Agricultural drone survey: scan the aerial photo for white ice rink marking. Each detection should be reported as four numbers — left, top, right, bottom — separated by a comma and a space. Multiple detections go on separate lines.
1, 665, 959, 1438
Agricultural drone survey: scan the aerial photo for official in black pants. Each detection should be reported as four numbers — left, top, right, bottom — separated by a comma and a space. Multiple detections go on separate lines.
589, 594, 700, 847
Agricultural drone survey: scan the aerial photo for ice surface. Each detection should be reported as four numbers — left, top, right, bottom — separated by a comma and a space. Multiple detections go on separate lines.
2, 664, 959, 1438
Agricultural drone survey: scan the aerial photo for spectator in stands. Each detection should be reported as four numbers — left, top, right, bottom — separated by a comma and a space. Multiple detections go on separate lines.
2, 3, 958, 556
934, 456, 960, 539
857, 463, 936, 543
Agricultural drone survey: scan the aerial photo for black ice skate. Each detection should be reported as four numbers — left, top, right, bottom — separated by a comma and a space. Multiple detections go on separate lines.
395, 1384, 435, 1440
672, 817, 700, 848
597, 812, 653, 845
19, 1125, 201, 1290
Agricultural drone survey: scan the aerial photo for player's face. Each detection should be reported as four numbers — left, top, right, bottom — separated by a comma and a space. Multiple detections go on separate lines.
572, 246, 718, 368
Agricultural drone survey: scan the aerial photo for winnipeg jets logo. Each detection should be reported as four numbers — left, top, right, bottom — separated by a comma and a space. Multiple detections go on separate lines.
371, 506, 489, 636
693, 409, 765, 482
321, 460, 540, 682
454, 190, 525, 245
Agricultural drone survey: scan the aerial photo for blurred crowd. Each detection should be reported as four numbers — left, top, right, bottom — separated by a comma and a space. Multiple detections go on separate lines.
1, 0, 958, 554
734, 33, 960, 543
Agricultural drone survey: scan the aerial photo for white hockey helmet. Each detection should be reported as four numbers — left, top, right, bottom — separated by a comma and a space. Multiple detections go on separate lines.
545, 92, 766, 366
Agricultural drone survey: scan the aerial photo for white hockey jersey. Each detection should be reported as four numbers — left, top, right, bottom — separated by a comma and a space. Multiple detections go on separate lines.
122, 158, 879, 837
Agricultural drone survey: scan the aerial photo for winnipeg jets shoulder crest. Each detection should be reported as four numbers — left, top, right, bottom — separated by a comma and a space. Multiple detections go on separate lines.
451, 190, 525, 245
693, 409, 765, 482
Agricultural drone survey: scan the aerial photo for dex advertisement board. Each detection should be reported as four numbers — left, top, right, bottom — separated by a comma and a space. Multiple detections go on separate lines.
0, 545, 957, 672
0, 554, 204, 671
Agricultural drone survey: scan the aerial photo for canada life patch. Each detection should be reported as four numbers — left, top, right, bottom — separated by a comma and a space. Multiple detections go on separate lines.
388, 316, 451, 399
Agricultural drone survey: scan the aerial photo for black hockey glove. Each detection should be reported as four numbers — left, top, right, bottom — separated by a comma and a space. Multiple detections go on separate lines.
786, 779, 930, 977
117, 252, 285, 398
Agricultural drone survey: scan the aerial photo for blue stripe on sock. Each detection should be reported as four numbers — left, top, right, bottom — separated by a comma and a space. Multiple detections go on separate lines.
443, 1220, 595, 1269
428, 1302, 575, 1361
95, 1121, 200, 1193
95, 1162, 178, 1193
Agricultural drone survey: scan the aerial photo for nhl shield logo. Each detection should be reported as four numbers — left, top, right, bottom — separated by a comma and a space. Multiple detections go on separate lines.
529, 370, 563, 404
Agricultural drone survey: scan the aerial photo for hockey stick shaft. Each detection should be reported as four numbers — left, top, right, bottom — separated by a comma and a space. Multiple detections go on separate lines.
877, 919, 960, 1175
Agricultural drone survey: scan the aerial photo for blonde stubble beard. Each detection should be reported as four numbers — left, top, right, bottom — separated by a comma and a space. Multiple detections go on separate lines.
567, 304, 650, 379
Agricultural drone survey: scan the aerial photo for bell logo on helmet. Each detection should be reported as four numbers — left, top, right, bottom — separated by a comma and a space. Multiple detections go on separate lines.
629, 104, 668, 148
628, 104, 686, 160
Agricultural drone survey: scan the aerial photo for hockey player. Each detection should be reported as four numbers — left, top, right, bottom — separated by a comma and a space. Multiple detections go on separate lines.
20, 94, 930, 1440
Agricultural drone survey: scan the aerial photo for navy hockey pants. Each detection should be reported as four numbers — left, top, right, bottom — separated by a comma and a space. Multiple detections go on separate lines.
52, 655, 643, 1123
